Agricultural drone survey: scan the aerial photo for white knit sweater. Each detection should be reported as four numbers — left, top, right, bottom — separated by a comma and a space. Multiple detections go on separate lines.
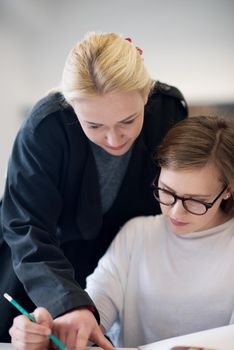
86, 215, 234, 347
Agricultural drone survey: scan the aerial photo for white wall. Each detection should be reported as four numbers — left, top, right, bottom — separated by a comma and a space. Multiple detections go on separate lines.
0, 0, 234, 194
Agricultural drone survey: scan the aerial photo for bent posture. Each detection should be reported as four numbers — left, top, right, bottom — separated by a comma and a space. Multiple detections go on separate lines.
0, 31, 187, 348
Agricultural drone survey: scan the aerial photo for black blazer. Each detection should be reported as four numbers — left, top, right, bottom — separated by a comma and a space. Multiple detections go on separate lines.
0, 81, 187, 341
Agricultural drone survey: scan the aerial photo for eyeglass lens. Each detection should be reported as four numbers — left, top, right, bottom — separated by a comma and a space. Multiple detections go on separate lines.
155, 188, 207, 215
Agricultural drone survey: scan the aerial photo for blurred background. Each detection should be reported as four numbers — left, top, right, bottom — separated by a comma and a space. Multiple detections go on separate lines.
0, 0, 234, 194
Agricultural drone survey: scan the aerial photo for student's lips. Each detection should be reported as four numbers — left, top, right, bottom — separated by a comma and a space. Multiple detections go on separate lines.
170, 217, 188, 226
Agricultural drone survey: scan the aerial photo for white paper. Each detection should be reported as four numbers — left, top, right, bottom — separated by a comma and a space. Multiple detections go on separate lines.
0, 344, 14, 350
139, 325, 234, 350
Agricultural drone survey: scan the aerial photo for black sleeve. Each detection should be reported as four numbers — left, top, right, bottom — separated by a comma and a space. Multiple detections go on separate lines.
1, 109, 99, 321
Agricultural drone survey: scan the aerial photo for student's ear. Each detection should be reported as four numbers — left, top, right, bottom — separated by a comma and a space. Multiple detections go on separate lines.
223, 192, 231, 200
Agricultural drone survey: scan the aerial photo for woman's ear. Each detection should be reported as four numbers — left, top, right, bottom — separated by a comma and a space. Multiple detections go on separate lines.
139, 88, 149, 105
143, 93, 148, 105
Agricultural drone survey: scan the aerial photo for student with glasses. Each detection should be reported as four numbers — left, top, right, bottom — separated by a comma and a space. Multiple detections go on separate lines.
9, 116, 234, 350
153, 184, 228, 215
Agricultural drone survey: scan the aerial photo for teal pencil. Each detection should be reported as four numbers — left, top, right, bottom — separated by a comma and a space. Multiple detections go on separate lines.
4, 293, 66, 350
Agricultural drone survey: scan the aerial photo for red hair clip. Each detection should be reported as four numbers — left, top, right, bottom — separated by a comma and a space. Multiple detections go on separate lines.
136, 46, 143, 55
124, 38, 143, 55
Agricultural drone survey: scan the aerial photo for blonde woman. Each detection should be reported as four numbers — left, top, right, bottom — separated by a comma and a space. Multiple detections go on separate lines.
0, 31, 187, 347
9, 116, 234, 349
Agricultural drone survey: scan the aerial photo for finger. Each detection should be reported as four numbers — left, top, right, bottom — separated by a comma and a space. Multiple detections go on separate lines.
13, 315, 50, 336
10, 325, 49, 344
52, 323, 66, 350
33, 307, 53, 328
11, 340, 48, 350
10, 323, 50, 350
65, 328, 77, 350
75, 327, 89, 350
91, 327, 114, 350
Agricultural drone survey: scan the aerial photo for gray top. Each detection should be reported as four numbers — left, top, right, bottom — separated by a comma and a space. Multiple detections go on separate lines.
90, 142, 133, 213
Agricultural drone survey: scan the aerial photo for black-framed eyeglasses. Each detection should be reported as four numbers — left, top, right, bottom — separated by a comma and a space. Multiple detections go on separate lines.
153, 185, 227, 215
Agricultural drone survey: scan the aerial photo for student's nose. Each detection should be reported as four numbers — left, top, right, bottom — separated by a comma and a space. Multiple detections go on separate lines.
170, 199, 187, 216
105, 129, 123, 146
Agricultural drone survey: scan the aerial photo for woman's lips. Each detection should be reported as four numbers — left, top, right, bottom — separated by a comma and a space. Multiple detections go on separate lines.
105, 141, 128, 151
170, 217, 188, 227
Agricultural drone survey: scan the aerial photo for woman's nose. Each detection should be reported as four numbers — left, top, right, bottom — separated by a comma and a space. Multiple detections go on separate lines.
105, 130, 123, 146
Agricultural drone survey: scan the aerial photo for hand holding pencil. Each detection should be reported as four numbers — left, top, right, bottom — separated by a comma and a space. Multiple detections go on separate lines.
4, 293, 65, 350
4, 293, 114, 350
9, 305, 54, 350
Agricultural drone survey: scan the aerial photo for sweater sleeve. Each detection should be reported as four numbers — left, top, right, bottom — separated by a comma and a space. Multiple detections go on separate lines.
1, 103, 97, 319
86, 220, 136, 332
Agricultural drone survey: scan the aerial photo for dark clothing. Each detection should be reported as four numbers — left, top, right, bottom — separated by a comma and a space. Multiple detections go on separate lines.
0, 81, 187, 341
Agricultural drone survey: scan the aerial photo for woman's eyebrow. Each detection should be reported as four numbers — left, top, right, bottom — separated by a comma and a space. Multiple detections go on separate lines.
84, 113, 138, 126
118, 113, 138, 123
85, 121, 103, 126
159, 181, 210, 199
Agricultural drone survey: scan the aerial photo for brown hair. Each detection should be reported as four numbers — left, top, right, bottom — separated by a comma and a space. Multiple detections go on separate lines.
156, 116, 234, 215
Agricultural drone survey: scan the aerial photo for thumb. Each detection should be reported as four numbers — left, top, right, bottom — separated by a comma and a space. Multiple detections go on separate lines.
91, 328, 115, 350
33, 307, 53, 328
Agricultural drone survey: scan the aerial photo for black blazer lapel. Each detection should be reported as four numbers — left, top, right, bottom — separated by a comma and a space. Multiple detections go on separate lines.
76, 149, 102, 240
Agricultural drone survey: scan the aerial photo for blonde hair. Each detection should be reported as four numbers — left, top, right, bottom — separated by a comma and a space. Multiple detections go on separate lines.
61, 32, 153, 102
156, 116, 234, 215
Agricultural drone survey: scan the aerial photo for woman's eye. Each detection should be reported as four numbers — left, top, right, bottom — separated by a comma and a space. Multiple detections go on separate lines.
89, 125, 101, 129
122, 119, 135, 125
